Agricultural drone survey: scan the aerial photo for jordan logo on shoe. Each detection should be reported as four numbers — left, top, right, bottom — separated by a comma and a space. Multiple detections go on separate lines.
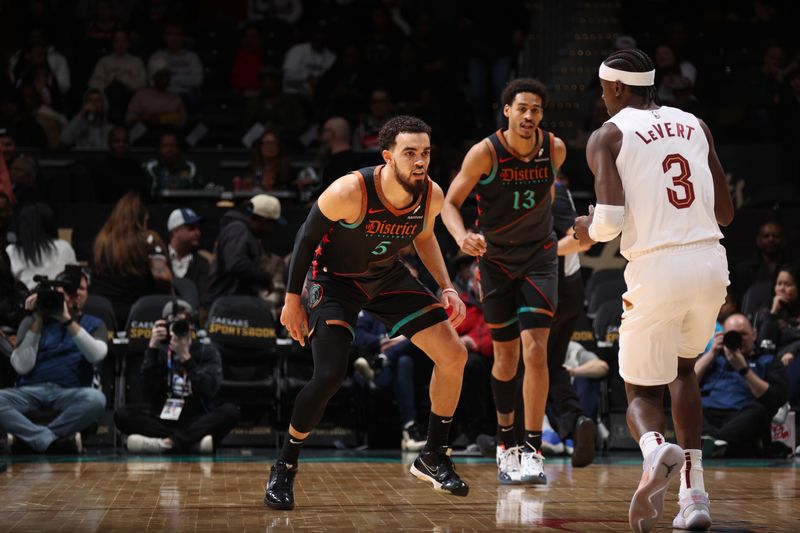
420, 459, 439, 477
663, 462, 678, 477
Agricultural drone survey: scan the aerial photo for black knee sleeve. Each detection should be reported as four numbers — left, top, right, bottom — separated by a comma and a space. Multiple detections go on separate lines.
491, 375, 518, 415
289, 322, 353, 432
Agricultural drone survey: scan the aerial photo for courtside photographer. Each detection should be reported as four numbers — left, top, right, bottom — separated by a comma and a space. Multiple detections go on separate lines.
1, 266, 107, 454
114, 300, 239, 454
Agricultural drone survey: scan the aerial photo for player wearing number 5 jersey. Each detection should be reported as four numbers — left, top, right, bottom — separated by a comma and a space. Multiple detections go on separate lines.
574, 49, 734, 533
442, 78, 566, 486
265, 116, 471, 511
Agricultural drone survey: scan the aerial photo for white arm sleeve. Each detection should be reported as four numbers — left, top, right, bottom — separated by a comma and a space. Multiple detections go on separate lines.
588, 204, 625, 242
72, 327, 108, 365
10, 332, 40, 375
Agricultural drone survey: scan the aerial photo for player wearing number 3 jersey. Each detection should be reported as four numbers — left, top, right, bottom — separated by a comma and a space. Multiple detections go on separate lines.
573, 49, 734, 533
442, 78, 566, 486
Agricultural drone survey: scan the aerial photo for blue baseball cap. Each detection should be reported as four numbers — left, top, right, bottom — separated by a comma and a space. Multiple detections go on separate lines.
167, 208, 203, 231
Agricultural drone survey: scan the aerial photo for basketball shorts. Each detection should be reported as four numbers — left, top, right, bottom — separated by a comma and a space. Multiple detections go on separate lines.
618, 241, 729, 386
305, 262, 448, 341
479, 248, 559, 342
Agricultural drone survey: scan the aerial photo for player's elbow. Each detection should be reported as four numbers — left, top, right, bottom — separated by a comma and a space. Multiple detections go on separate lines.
716, 208, 734, 227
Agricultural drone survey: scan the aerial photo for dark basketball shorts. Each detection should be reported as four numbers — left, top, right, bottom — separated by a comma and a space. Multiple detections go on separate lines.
479, 248, 558, 342
305, 262, 448, 341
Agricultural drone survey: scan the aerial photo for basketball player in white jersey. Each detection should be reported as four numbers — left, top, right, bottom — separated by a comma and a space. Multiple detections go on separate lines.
574, 48, 734, 533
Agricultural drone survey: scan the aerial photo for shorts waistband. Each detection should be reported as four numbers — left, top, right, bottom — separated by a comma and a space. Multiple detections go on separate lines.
627, 239, 720, 261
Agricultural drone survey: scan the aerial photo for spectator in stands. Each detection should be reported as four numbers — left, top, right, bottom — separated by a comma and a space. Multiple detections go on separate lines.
6, 203, 76, 290
88, 127, 150, 203
167, 208, 210, 313
91, 192, 172, 325
9, 30, 71, 99
653, 43, 697, 105
242, 66, 307, 143
755, 263, 800, 359
207, 194, 281, 305
61, 89, 115, 150
732, 220, 787, 301
88, 29, 147, 125
0, 91, 47, 149
454, 261, 493, 446
313, 44, 368, 120
562, 341, 609, 421
114, 300, 239, 454
353, 88, 394, 152
231, 25, 264, 96
144, 132, 201, 196
697, 313, 787, 456
147, 22, 203, 100
126, 57, 188, 129
281, 20, 336, 100
353, 310, 428, 452
2, 267, 107, 454
748, 43, 788, 139
7, 154, 40, 205
16, 76, 67, 150
242, 129, 291, 191
0, 193, 14, 249
317, 116, 360, 192
81, 0, 121, 57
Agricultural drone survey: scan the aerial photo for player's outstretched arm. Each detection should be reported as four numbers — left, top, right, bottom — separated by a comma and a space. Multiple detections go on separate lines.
574, 124, 625, 245
441, 141, 490, 257
281, 174, 363, 345
414, 183, 466, 327
699, 119, 734, 227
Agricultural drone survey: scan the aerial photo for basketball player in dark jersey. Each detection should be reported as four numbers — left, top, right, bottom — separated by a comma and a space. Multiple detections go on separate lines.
442, 78, 566, 485
264, 116, 470, 510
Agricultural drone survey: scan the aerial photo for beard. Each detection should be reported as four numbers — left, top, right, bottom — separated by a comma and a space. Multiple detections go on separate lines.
396, 166, 426, 197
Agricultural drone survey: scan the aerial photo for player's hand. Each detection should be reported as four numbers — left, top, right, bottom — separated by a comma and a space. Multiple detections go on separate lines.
442, 289, 466, 328
281, 294, 310, 347
458, 232, 486, 257
573, 206, 596, 246
781, 352, 794, 367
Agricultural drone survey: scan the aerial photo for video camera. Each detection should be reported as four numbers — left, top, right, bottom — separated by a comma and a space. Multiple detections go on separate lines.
722, 330, 743, 352
31, 266, 83, 320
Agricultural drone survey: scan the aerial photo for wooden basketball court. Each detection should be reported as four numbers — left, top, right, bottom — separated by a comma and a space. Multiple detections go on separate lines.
0, 453, 796, 531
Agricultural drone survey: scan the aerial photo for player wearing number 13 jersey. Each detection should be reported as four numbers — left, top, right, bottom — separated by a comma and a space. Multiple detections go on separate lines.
442, 78, 566, 486
573, 48, 734, 533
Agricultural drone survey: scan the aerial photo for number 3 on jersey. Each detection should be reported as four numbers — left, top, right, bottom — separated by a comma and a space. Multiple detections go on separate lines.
663, 153, 695, 209
512, 189, 536, 210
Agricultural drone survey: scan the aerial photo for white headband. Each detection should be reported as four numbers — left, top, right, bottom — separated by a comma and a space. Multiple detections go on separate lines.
598, 63, 655, 86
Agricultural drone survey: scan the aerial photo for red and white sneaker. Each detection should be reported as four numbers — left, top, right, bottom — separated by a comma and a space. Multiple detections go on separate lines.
629, 443, 684, 533
672, 489, 711, 530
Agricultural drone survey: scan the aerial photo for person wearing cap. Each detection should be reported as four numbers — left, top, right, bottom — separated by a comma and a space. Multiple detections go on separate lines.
113, 300, 239, 454
573, 47, 734, 532
125, 56, 187, 128
167, 207, 210, 312
207, 194, 283, 307
2, 267, 107, 454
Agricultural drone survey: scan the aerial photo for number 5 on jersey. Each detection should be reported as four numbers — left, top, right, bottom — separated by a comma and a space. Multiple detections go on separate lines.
371, 240, 391, 255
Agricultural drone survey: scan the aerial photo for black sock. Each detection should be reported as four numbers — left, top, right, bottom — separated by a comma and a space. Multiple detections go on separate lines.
524, 431, 542, 452
423, 412, 453, 452
279, 434, 307, 465
497, 423, 516, 449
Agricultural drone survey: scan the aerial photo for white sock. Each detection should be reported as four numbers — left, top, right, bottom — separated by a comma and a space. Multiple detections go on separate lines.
638, 431, 665, 458
679, 449, 705, 494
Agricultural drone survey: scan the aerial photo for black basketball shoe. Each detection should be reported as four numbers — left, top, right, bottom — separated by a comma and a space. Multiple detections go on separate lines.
410, 447, 469, 496
264, 460, 297, 510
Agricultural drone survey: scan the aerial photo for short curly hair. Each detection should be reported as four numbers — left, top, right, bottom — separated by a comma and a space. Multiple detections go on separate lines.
377, 115, 432, 151
501, 78, 549, 108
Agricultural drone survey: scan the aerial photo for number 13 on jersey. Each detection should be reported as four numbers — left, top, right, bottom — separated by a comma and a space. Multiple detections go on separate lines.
512, 189, 536, 210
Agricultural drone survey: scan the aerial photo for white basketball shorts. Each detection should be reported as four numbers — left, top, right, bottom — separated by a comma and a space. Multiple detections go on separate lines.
618, 241, 729, 386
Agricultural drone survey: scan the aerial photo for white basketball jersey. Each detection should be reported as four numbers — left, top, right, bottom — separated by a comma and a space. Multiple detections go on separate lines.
606, 105, 722, 260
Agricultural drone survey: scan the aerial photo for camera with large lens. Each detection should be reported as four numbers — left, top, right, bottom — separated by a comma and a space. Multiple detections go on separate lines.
722, 330, 743, 351
31, 275, 67, 319
163, 319, 191, 344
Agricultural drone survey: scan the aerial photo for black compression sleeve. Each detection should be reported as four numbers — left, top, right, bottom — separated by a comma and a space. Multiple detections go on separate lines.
286, 203, 336, 294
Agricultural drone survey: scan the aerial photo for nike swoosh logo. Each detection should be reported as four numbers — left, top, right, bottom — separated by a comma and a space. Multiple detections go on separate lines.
543, 241, 556, 250
368, 208, 386, 214
420, 459, 439, 476
499, 156, 515, 164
